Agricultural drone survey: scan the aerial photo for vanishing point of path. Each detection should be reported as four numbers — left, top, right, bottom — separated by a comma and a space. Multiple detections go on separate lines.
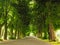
0, 36, 52, 45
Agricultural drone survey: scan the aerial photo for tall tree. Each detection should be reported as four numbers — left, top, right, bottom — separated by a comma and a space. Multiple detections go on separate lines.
4, 0, 11, 40
45, 1, 57, 41
11, 0, 31, 38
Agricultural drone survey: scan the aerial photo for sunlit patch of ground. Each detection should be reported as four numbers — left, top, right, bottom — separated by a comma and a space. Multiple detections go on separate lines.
50, 42, 60, 45
42, 39, 60, 45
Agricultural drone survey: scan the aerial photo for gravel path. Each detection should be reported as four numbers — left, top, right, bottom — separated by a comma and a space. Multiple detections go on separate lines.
0, 36, 52, 45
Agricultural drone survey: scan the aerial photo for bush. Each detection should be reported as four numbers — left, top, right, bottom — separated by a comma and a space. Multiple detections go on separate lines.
0, 38, 3, 41
9, 37, 16, 39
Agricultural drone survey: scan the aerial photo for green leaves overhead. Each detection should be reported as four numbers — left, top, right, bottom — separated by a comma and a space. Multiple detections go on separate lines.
0, 0, 60, 40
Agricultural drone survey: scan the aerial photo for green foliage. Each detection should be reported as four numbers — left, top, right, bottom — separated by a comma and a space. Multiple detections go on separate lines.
0, 38, 3, 41
9, 36, 16, 39
0, 0, 60, 40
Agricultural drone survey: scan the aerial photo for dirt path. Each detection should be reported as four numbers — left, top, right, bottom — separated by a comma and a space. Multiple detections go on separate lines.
0, 36, 52, 45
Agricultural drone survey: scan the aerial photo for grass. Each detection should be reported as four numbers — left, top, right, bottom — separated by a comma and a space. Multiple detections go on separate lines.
50, 42, 60, 45
42, 39, 60, 45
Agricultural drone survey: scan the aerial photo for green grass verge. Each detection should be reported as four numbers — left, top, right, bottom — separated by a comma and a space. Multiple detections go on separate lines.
50, 42, 60, 45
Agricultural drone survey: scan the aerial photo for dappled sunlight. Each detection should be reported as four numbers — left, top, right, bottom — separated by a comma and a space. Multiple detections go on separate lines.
0, 0, 60, 45
29, 0, 35, 8
55, 29, 60, 42
50, 42, 60, 45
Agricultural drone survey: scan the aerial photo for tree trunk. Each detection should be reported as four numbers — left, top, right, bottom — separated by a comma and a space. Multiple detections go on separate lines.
17, 29, 20, 39
15, 30, 17, 39
37, 26, 42, 38
10, 28, 13, 39
44, 29, 47, 39
4, 21, 7, 40
0, 25, 1, 38
48, 23, 56, 41
4, 0, 8, 40
43, 14, 47, 39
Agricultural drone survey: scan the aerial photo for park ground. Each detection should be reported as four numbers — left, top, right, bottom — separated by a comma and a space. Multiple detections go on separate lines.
43, 39, 60, 45
0, 36, 60, 45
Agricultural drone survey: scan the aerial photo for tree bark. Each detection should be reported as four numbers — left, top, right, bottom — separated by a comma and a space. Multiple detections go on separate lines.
48, 23, 56, 41
4, 21, 7, 40
15, 30, 17, 39
17, 29, 20, 39
4, 0, 8, 40
37, 26, 42, 38
0, 25, 1, 38
10, 27, 13, 39
4, 9, 7, 40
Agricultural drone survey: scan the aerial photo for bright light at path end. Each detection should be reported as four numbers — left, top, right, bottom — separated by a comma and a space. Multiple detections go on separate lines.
56, 29, 60, 42
29, 32, 34, 36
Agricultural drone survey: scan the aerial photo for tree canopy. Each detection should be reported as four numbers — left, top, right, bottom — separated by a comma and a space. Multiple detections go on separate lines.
0, 0, 60, 41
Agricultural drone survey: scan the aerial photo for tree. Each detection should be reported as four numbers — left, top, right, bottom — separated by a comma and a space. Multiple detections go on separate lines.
4, 0, 11, 40
11, 0, 31, 38
45, 1, 58, 41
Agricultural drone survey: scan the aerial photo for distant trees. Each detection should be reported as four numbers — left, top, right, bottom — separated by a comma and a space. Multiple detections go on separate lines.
0, 0, 60, 41
35, 0, 59, 41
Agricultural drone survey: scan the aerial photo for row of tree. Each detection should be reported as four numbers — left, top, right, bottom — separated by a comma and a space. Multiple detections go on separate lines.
0, 0, 60, 41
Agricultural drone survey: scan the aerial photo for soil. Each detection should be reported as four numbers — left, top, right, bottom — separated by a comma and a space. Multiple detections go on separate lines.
0, 36, 52, 45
